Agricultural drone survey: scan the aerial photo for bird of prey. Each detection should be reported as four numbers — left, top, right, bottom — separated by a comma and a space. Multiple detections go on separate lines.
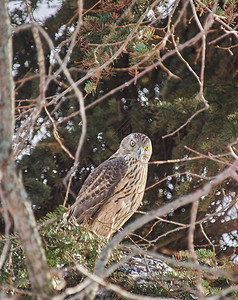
70, 132, 152, 239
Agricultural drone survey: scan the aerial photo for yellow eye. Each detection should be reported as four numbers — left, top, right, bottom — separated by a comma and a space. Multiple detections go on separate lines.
145, 146, 149, 151
130, 140, 135, 147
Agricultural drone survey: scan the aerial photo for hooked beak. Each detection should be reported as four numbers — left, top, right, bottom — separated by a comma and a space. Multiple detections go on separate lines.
137, 148, 142, 159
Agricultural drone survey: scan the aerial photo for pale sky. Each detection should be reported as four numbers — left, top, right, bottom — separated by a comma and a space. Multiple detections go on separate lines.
8, 0, 62, 21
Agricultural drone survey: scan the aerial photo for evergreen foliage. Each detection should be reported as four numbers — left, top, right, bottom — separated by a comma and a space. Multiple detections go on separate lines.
1, 0, 238, 298
0, 207, 104, 292
1, 207, 238, 298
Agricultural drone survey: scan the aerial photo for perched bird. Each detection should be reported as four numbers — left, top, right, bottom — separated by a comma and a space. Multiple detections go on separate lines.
70, 133, 152, 239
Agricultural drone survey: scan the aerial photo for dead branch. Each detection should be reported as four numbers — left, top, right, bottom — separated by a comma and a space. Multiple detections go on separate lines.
0, 0, 53, 295
94, 159, 238, 279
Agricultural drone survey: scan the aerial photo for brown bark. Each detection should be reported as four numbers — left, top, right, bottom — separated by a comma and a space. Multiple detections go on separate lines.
0, 0, 53, 296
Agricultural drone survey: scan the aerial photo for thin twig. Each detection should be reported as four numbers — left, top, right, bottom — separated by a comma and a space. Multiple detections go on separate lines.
200, 223, 216, 259
44, 105, 75, 160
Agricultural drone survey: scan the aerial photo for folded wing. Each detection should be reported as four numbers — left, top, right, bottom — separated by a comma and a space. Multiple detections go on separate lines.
71, 156, 128, 224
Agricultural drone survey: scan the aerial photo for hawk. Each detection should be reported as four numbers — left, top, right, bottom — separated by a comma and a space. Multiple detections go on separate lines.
70, 133, 152, 239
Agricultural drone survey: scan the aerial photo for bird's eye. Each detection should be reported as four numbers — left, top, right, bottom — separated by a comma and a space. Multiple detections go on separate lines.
130, 140, 135, 147
145, 146, 149, 151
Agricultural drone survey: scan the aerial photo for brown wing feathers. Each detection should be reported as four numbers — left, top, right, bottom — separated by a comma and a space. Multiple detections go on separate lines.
71, 157, 128, 224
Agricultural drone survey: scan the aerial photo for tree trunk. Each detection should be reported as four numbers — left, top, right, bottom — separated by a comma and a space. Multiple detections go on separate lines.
0, 0, 53, 296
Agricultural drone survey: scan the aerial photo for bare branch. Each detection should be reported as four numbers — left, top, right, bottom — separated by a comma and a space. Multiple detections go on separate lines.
14, 1, 47, 157
0, 186, 11, 269
207, 285, 238, 300
0, 1, 53, 294
53, 263, 175, 300
188, 199, 204, 299
94, 159, 238, 278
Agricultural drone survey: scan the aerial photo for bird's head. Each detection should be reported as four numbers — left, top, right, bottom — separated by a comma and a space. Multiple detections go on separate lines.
120, 132, 152, 163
